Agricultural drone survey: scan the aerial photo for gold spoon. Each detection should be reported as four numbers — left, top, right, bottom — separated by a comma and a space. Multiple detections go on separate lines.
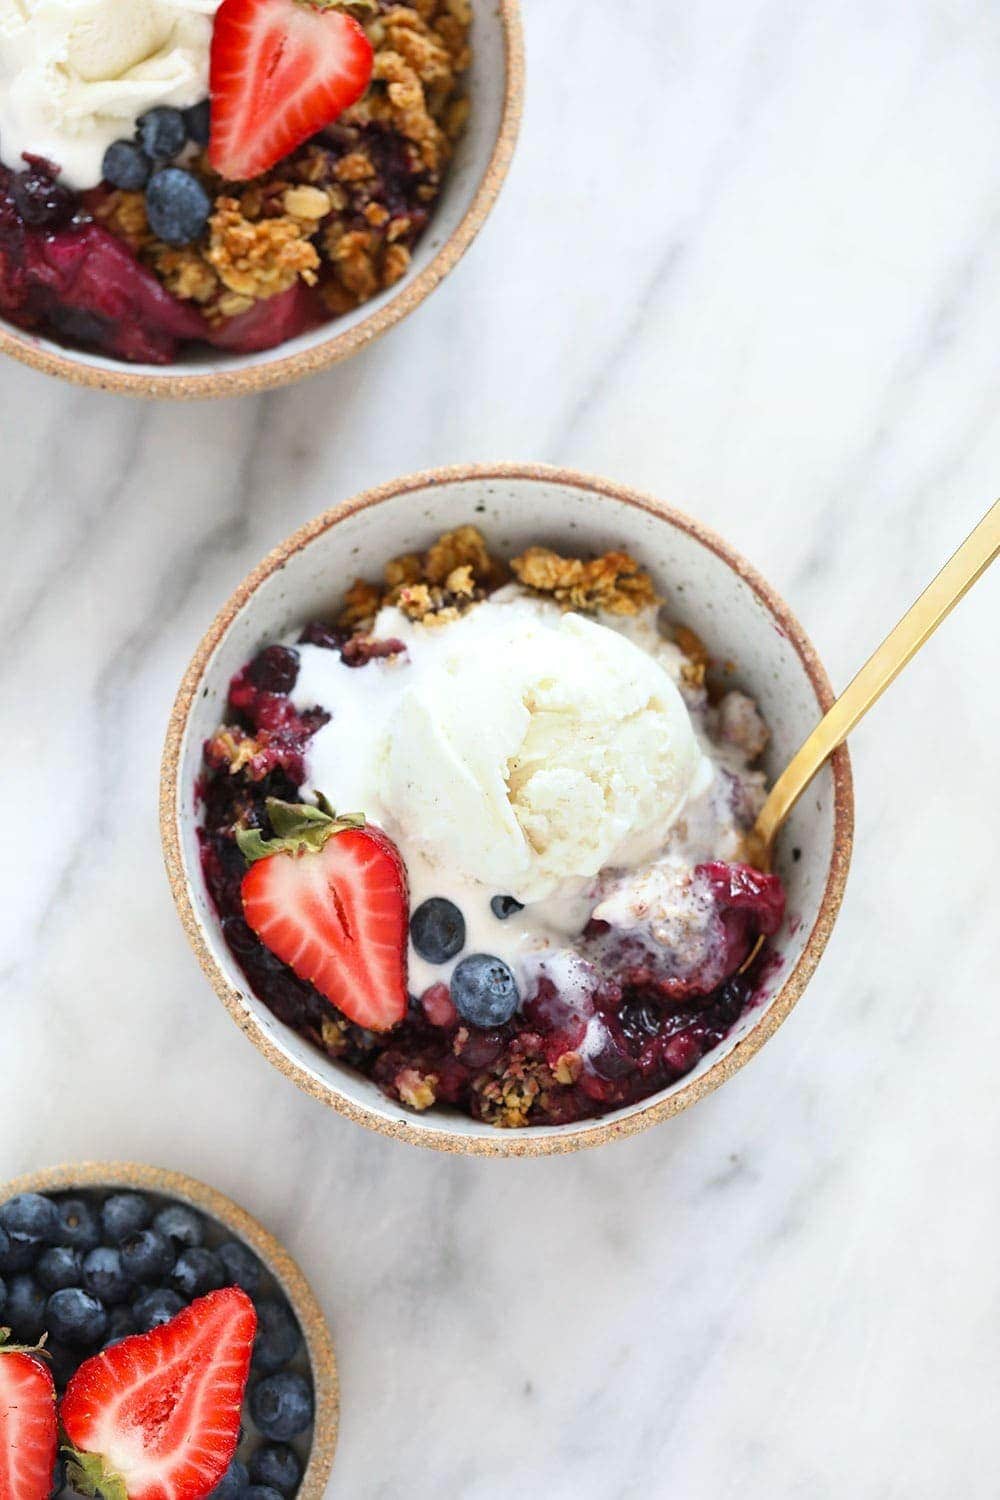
745, 496, 1000, 876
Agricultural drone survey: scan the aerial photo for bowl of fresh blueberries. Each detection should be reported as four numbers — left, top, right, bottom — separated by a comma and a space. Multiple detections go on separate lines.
0, 1162, 338, 1500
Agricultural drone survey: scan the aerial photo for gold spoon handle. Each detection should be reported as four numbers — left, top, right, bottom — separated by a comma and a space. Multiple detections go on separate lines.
753, 497, 1000, 855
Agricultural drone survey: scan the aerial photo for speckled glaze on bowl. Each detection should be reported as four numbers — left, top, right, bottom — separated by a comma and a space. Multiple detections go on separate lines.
161, 464, 854, 1155
0, 0, 522, 399
0, 1161, 338, 1497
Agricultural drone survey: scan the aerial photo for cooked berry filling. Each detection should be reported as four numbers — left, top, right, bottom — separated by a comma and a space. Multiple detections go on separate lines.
198, 577, 787, 1131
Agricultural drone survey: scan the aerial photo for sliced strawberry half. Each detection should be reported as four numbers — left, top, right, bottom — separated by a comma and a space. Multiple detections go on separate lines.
238, 798, 409, 1032
61, 1288, 256, 1500
0, 1336, 57, 1500
209, 0, 374, 181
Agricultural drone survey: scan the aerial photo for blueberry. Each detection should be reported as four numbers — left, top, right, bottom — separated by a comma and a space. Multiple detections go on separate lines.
250, 1372, 314, 1440
216, 1242, 263, 1298
154, 1205, 205, 1250
246, 1487, 284, 1500
133, 1288, 184, 1333
145, 168, 211, 246
0, 1274, 6, 1318
0, 1230, 40, 1272
248, 1446, 301, 1496
102, 140, 151, 191
82, 1247, 132, 1305
210, 1460, 249, 1500
619, 999, 661, 1044
0, 1194, 59, 1242
249, 646, 300, 695
297, 622, 347, 651
5, 1275, 46, 1341
11, 170, 74, 227
137, 106, 187, 162
450, 954, 520, 1028
410, 898, 465, 964
120, 1228, 174, 1284
490, 895, 524, 920
46, 1288, 108, 1347
101, 1193, 151, 1244
170, 1248, 225, 1300
104, 1304, 137, 1345
51, 1455, 67, 1494
184, 99, 212, 148
252, 1299, 302, 1375
52, 1199, 101, 1253
587, 1018, 634, 1080
46, 1342, 80, 1391
37, 1246, 83, 1293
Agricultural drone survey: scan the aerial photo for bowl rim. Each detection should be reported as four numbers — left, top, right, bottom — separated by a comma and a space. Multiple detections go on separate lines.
0, 0, 524, 401
0, 1160, 339, 1498
160, 461, 855, 1156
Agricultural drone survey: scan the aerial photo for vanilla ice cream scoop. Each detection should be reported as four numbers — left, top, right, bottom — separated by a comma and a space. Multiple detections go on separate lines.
0, 0, 218, 188
376, 600, 713, 903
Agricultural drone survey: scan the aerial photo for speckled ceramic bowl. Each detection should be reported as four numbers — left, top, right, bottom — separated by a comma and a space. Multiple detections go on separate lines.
0, 1161, 338, 1496
161, 464, 854, 1155
0, 1, 522, 399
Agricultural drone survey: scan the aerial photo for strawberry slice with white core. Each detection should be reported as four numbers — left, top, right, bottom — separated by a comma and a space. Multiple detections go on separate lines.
209, 0, 374, 181
238, 800, 409, 1032
61, 1288, 256, 1500
0, 1338, 57, 1500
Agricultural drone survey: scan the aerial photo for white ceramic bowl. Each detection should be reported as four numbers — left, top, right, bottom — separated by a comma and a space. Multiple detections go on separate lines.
161, 465, 854, 1155
0, 1, 522, 399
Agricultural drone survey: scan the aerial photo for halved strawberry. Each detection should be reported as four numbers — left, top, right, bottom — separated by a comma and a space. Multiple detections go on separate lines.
0, 1335, 57, 1500
208, 0, 374, 181
61, 1288, 256, 1500
238, 798, 409, 1032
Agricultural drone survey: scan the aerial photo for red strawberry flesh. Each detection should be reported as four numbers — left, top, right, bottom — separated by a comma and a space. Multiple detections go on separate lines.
61, 1287, 256, 1500
209, 0, 374, 182
241, 825, 409, 1032
0, 1350, 57, 1500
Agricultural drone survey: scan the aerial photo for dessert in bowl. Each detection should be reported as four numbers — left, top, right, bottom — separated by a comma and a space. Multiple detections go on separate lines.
0, 1162, 337, 1500
0, 0, 521, 395
162, 466, 853, 1155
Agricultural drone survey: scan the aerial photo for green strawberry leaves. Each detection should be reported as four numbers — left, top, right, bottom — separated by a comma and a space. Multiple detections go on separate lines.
236, 795, 366, 864
63, 1449, 129, 1500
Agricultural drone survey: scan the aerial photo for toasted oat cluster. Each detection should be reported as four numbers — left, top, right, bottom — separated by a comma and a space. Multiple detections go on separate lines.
95, 0, 470, 324
510, 546, 659, 615
336, 526, 661, 632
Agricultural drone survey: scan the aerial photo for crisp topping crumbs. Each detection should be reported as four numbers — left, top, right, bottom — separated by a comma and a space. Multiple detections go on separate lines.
339, 526, 501, 628
320, 1018, 350, 1056
396, 1067, 438, 1111
206, 198, 322, 303
337, 578, 383, 630
674, 625, 710, 667
91, 1, 470, 324
552, 1052, 583, 1085
423, 525, 496, 586
510, 547, 658, 615
282, 185, 332, 220
205, 728, 261, 776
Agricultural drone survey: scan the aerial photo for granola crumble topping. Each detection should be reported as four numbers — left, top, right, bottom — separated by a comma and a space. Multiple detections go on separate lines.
90, 0, 471, 329
509, 547, 659, 616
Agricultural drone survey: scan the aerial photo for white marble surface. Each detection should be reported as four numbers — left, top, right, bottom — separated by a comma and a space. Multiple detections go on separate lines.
1, 1, 999, 1495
